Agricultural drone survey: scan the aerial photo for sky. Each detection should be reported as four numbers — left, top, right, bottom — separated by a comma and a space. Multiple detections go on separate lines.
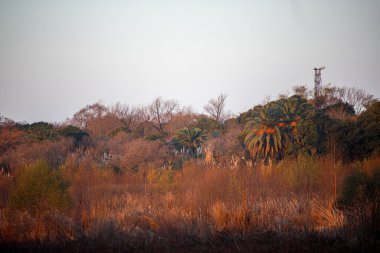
0, 0, 379, 123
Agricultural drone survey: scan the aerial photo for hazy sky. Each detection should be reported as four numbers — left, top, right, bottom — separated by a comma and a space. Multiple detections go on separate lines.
1, 0, 379, 123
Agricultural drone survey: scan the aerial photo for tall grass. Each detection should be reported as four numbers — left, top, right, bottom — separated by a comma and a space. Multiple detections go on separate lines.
1, 155, 377, 252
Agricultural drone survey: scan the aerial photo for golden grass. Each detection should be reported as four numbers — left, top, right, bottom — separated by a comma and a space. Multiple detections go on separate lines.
1, 155, 377, 252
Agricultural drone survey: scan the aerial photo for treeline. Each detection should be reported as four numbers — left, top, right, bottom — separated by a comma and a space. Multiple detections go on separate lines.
0, 84, 380, 252
0, 84, 379, 174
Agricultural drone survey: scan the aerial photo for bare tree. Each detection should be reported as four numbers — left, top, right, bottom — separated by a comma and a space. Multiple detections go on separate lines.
204, 94, 227, 123
85, 114, 124, 137
148, 97, 179, 135
321, 84, 341, 107
110, 102, 136, 129
134, 106, 151, 123
277, 91, 290, 100
70, 103, 108, 129
337, 86, 374, 114
292, 85, 311, 99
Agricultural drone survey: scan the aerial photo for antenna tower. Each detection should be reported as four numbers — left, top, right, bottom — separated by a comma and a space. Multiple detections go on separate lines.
314, 66, 325, 109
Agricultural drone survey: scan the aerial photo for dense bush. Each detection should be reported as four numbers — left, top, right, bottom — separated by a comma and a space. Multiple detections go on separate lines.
9, 160, 71, 215
337, 165, 380, 249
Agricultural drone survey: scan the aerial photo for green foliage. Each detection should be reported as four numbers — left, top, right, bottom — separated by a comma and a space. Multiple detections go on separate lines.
338, 167, 380, 208
194, 115, 223, 133
338, 169, 367, 207
337, 166, 380, 245
278, 95, 314, 123
170, 158, 183, 170
9, 160, 71, 215
324, 119, 355, 160
323, 102, 355, 117
319, 101, 380, 161
281, 156, 319, 192
286, 116, 318, 157
144, 134, 162, 141
17, 122, 88, 144
243, 96, 313, 161
25, 122, 58, 141
107, 126, 130, 138
171, 127, 207, 158
349, 101, 380, 160
147, 167, 175, 190
57, 125, 89, 143
312, 112, 330, 154
243, 105, 283, 161
241, 94, 379, 162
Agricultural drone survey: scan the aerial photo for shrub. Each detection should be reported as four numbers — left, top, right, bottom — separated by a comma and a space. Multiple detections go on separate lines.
337, 166, 380, 248
147, 167, 175, 190
9, 160, 71, 215
282, 156, 320, 194
121, 139, 170, 172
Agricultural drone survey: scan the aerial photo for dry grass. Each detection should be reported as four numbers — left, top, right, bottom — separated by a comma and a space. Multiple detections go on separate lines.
1, 156, 376, 252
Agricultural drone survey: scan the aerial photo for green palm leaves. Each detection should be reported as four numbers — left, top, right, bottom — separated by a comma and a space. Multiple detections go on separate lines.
244, 106, 286, 161
171, 127, 207, 158
244, 96, 311, 161
244, 123, 285, 160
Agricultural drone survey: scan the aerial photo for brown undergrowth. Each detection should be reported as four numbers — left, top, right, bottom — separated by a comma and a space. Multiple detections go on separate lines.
1, 156, 377, 252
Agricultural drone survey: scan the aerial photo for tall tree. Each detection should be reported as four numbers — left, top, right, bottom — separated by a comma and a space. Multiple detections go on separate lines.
337, 86, 374, 114
110, 102, 136, 130
292, 85, 311, 100
148, 97, 179, 136
243, 96, 313, 162
70, 103, 108, 129
244, 106, 286, 162
204, 94, 227, 123
349, 101, 380, 159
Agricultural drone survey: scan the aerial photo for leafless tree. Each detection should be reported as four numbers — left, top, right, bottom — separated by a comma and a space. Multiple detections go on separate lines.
261, 95, 271, 105
86, 114, 124, 137
204, 94, 227, 123
120, 138, 170, 171
277, 91, 290, 99
321, 84, 342, 107
134, 106, 151, 122
70, 103, 108, 129
292, 85, 311, 99
148, 97, 179, 135
110, 102, 136, 129
337, 86, 374, 114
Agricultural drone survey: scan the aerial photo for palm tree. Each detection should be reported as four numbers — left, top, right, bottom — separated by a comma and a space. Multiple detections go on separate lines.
277, 95, 314, 142
244, 106, 286, 162
244, 96, 314, 163
171, 127, 207, 158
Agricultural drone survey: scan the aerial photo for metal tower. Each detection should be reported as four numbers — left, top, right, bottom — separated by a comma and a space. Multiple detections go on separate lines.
314, 66, 325, 109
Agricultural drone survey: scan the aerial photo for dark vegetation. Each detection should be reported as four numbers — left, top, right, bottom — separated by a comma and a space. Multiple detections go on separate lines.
0, 85, 379, 252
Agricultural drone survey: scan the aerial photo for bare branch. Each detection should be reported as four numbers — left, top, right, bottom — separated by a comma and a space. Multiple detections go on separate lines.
110, 102, 136, 129
70, 103, 108, 129
337, 86, 374, 114
148, 97, 180, 134
204, 94, 227, 123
